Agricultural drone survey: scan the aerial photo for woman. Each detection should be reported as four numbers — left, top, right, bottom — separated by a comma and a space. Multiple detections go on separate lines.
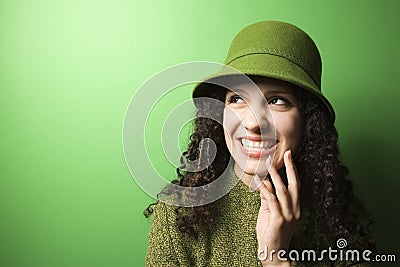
145, 20, 375, 266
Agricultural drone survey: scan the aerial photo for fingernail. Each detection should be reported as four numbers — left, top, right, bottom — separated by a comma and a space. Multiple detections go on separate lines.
288, 149, 292, 161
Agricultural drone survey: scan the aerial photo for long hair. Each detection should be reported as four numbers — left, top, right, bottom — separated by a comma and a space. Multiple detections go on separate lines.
144, 78, 375, 251
293, 88, 375, 251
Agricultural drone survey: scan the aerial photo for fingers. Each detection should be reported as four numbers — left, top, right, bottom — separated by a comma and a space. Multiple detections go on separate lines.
256, 150, 301, 253
258, 181, 280, 215
262, 150, 301, 219
284, 150, 301, 213
249, 155, 273, 191
257, 149, 301, 218
268, 164, 291, 217
263, 174, 274, 193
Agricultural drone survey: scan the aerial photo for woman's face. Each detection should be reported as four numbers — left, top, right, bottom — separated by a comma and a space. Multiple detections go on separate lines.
223, 76, 303, 179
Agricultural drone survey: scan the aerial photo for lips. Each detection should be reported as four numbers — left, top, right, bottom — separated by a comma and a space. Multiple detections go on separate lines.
238, 137, 278, 158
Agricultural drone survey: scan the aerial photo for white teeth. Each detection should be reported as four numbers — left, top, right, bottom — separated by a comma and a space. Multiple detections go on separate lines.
241, 139, 276, 150
242, 139, 250, 147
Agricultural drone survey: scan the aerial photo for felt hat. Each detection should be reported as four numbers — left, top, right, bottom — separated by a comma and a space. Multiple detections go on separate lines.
193, 20, 335, 121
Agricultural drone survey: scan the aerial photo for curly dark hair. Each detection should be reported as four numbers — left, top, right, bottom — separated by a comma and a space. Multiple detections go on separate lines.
144, 76, 375, 252
292, 87, 375, 252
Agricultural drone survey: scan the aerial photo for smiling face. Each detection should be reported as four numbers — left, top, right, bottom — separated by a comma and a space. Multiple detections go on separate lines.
223, 76, 303, 183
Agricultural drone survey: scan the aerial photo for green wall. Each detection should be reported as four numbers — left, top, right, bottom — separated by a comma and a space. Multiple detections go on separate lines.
1, 1, 399, 266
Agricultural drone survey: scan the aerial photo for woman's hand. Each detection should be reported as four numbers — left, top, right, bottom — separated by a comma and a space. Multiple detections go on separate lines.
256, 149, 301, 267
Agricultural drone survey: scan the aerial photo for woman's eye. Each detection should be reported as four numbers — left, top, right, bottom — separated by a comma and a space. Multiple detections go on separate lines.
228, 95, 245, 104
268, 97, 289, 106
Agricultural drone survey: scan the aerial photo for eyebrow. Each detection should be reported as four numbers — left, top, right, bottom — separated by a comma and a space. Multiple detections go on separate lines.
228, 87, 246, 93
227, 88, 248, 95
227, 87, 295, 97
265, 89, 296, 96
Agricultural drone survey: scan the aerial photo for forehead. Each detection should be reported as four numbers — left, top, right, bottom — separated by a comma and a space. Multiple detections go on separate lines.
227, 75, 297, 95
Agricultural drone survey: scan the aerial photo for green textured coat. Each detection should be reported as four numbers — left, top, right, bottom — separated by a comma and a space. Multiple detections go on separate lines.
146, 166, 369, 267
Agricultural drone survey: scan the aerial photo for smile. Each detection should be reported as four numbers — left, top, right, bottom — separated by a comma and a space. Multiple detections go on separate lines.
241, 139, 276, 150
238, 138, 278, 158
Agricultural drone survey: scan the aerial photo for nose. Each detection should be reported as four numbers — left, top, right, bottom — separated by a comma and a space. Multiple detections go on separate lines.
242, 101, 271, 132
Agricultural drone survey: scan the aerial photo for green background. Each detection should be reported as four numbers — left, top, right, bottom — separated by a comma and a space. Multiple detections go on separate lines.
1, 0, 399, 266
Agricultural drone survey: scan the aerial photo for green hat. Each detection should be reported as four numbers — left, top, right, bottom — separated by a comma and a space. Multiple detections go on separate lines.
193, 20, 335, 121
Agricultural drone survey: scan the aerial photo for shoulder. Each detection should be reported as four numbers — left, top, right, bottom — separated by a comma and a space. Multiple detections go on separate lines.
152, 200, 177, 225
145, 201, 179, 266
146, 201, 196, 266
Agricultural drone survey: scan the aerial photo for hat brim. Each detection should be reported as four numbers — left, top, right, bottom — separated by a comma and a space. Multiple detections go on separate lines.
193, 54, 335, 121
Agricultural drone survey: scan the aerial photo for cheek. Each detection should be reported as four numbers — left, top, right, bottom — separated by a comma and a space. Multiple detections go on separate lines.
223, 108, 235, 149
275, 112, 303, 147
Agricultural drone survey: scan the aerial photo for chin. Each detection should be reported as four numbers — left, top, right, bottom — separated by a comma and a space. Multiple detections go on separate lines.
235, 158, 270, 176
